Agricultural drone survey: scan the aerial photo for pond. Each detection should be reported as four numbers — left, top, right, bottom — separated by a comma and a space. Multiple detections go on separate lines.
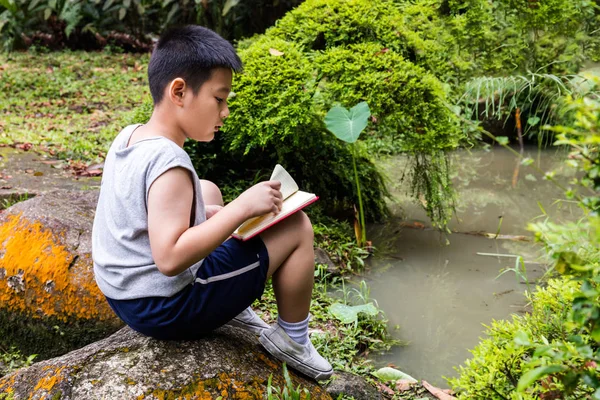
363, 145, 579, 387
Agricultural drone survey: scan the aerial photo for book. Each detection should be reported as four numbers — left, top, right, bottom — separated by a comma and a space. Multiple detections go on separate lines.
231, 164, 318, 241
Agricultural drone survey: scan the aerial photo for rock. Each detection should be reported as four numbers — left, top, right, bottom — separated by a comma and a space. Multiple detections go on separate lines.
325, 371, 381, 400
0, 326, 332, 399
0, 190, 122, 360
314, 247, 340, 276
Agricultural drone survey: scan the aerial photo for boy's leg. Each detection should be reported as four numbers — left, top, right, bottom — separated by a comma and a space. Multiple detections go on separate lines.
199, 180, 270, 335
258, 211, 333, 380
261, 211, 314, 322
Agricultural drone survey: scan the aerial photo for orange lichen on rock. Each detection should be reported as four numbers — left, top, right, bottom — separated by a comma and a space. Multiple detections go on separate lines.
256, 352, 279, 370
0, 373, 16, 394
0, 214, 113, 321
32, 366, 66, 395
136, 373, 266, 399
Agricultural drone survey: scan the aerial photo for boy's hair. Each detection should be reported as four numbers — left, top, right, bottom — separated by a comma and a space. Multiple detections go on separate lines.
148, 25, 242, 105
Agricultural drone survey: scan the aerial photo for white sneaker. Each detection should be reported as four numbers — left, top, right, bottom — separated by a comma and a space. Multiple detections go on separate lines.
226, 307, 270, 335
259, 323, 333, 381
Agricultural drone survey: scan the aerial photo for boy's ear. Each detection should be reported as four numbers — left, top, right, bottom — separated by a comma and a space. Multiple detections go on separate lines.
167, 78, 187, 107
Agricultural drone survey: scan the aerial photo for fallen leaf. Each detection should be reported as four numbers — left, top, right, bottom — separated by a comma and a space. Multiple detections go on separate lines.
1, 186, 12, 190
376, 382, 395, 396
422, 380, 457, 400
25, 169, 34, 174
33, 171, 43, 177
87, 162, 104, 170
77, 169, 103, 177
269, 48, 284, 56
395, 379, 414, 391
16, 143, 33, 151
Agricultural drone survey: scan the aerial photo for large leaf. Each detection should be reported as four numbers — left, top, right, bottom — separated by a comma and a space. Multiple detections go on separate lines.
328, 302, 378, 324
222, 0, 240, 16
373, 367, 417, 383
324, 102, 371, 143
517, 365, 567, 391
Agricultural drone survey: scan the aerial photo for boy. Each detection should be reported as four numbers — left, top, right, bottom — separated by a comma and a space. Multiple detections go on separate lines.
91, 25, 333, 381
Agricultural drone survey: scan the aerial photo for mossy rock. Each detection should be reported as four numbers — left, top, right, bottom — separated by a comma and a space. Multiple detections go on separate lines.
0, 191, 122, 360
0, 326, 333, 399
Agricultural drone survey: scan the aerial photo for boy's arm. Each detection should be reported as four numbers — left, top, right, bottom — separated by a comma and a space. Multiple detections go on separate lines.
147, 167, 282, 277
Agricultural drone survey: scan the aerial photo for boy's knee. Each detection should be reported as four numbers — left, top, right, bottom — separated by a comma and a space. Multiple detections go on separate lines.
294, 211, 314, 242
199, 179, 223, 206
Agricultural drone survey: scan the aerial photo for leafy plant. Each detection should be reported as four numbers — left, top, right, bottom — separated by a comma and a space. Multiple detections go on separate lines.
512, 92, 600, 397
325, 102, 371, 246
266, 363, 311, 400
451, 82, 600, 399
459, 72, 600, 146
0, 346, 36, 377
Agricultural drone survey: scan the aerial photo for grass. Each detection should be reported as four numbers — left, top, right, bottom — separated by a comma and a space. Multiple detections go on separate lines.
0, 51, 150, 164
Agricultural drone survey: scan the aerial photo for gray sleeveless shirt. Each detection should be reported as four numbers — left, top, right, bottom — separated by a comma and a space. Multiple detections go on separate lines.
92, 124, 206, 300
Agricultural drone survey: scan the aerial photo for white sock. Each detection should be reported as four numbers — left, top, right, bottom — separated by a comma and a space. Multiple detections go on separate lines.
278, 315, 310, 345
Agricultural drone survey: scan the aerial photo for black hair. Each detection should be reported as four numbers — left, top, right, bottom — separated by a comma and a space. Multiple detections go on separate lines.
148, 25, 242, 105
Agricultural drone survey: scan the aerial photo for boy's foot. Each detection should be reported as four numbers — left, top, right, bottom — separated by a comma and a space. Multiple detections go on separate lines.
226, 307, 270, 335
259, 323, 333, 381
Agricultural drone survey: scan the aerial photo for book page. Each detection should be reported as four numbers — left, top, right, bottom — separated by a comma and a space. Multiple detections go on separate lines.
233, 191, 316, 239
270, 164, 299, 200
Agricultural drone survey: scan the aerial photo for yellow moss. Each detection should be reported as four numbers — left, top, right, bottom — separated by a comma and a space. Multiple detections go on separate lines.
0, 214, 114, 322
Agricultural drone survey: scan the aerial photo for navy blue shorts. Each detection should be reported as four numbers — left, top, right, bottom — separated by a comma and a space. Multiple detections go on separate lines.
106, 236, 270, 340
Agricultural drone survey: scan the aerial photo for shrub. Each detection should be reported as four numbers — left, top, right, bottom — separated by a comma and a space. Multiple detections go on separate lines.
448, 279, 588, 399
188, 36, 392, 221
451, 83, 600, 399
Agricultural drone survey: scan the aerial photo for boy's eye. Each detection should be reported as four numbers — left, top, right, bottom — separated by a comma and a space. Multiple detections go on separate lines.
216, 97, 224, 103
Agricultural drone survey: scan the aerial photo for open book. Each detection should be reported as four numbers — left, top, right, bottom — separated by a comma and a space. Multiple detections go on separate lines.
231, 165, 318, 241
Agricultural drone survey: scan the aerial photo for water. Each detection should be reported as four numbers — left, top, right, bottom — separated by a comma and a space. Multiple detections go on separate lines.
363, 145, 579, 387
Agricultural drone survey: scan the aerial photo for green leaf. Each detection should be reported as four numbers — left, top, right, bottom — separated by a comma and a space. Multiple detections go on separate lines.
222, 0, 240, 16
328, 302, 378, 324
118, 7, 126, 20
591, 323, 600, 342
0, 0, 17, 12
521, 157, 534, 166
496, 136, 509, 146
527, 116, 540, 126
103, 0, 114, 11
514, 331, 531, 346
525, 174, 537, 182
324, 102, 371, 144
517, 365, 566, 391
373, 367, 418, 383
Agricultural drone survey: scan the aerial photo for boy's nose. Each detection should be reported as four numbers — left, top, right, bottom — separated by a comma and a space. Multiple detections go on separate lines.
221, 106, 230, 120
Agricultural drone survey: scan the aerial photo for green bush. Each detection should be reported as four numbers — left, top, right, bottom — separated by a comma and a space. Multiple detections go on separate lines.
188, 36, 392, 221
451, 83, 600, 399
447, 0, 598, 76
448, 279, 590, 399
267, 0, 471, 82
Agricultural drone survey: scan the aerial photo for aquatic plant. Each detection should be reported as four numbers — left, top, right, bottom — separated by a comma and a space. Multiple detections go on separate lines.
325, 102, 371, 246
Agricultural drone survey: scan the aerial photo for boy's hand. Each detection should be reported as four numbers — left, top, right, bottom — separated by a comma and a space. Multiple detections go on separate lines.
205, 205, 223, 219
235, 180, 283, 218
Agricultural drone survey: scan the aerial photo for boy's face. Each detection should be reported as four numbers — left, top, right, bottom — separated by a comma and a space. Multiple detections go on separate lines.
181, 67, 232, 142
